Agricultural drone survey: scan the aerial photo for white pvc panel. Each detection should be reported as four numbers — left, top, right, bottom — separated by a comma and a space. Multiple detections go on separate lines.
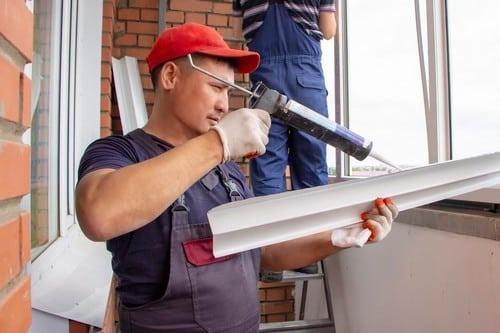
208, 152, 500, 257
112, 56, 148, 134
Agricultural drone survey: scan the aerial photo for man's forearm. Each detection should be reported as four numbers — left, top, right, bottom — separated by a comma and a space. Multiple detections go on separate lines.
75, 131, 223, 241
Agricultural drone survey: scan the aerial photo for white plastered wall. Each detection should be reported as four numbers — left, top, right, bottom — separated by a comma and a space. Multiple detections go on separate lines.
301, 211, 500, 333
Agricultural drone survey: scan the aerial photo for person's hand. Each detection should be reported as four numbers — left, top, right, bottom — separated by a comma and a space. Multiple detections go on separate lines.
331, 197, 399, 248
211, 108, 271, 162
330, 223, 371, 248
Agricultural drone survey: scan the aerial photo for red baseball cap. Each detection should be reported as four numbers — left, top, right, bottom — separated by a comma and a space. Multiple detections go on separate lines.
146, 22, 260, 74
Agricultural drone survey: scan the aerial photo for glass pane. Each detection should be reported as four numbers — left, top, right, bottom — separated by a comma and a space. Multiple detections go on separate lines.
346, 0, 428, 175
31, 0, 60, 257
448, 0, 500, 159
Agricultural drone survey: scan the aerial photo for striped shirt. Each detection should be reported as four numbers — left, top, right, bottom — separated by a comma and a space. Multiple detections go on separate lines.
233, 0, 335, 43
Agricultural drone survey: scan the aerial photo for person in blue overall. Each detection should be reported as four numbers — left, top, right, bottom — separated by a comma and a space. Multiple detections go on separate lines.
233, 0, 337, 279
75, 23, 398, 333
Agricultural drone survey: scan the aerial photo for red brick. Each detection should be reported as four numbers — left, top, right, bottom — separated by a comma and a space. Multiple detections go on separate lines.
0, 276, 31, 332
0, 0, 33, 61
127, 21, 157, 35
118, 8, 140, 20
143, 90, 155, 105
101, 112, 112, 128
0, 217, 21, 289
216, 27, 233, 38
114, 21, 126, 34
101, 128, 113, 138
0, 141, 30, 199
116, 33, 138, 46
141, 76, 154, 90
102, 47, 113, 62
165, 10, 185, 24
129, 0, 158, 9
101, 79, 112, 95
266, 287, 286, 301
101, 33, 113, 48
186, 13, 207, 25
207, 13, 228, 27
0, 55, 20, 124
260, 300, 294, 315
126, 47, 151, 60
259, 281, 295, 289
259, 288, 266, 301
170, 0, 212, 12
141, 9, 158, 22
101, 96, 112, 111
19, 212, 30, 267
101, 63, 112, 82
112, 48, 122, 59
267, 314, 288, 323
103, 1, 115, 19
102, 16, 114, 33
214, 2, 233, 15
138, 35, 155, 47
138, 62, 151, 76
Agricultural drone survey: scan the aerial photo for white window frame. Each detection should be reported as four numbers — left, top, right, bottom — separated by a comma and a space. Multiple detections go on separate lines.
30, 0, 111, 328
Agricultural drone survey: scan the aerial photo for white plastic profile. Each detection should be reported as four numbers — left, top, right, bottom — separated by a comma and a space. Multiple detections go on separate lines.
208, 152, 500, 257
111, 56, 148, 134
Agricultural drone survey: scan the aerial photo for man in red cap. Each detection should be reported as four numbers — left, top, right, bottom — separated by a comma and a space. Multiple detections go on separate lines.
75, 22, 398, 333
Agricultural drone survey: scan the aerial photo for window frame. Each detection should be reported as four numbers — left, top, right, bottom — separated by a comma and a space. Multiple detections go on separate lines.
331, 0, 499, 204
30, 0, 109, 327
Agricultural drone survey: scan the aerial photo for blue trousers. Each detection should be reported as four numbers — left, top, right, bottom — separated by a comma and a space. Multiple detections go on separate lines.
248, 4, 329, 196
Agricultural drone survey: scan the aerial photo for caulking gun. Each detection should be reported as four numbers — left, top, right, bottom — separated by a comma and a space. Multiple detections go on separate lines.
187, 54, 401, 170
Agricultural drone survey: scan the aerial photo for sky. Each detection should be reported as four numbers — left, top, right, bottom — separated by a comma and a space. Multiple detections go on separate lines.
321, 0, 500, 169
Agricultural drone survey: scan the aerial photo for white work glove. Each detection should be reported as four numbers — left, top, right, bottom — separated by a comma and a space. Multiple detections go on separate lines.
331, 197, 399, 248
211, 108, 271, 162
331, 223, 372, 248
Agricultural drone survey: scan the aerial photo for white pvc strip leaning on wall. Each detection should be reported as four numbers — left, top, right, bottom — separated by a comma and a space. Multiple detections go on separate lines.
112, 56, 148, 134
208, 152, 500, 257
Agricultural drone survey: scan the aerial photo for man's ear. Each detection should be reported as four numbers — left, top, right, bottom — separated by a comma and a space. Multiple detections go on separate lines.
159, 61, 178, 89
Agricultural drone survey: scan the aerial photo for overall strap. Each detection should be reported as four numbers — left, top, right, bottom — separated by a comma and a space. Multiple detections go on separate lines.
128, 129, 243, 206
171, 194, 189, 212
217, 165, 244, 202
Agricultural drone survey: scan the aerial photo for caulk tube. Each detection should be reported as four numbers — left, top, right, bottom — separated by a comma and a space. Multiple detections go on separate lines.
282, 99, 373, 161
250, 84, 373, 161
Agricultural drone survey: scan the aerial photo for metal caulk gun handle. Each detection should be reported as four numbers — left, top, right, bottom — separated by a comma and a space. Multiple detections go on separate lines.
249, 82, 373, 161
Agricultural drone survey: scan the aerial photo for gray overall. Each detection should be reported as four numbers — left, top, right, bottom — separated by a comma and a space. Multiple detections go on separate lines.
118, 130, 261, 333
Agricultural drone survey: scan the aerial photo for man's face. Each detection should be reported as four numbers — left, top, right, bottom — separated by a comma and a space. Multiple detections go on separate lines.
170, 57, 234, 140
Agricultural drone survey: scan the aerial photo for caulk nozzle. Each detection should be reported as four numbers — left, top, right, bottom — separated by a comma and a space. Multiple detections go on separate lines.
369, 150, 403, 171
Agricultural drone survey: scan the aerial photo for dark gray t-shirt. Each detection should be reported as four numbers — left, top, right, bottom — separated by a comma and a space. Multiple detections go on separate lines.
78, 129, 254, 306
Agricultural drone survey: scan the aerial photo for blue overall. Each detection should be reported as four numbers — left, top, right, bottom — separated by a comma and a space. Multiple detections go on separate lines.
248, 3, 329, 196
115, 130, 261, 333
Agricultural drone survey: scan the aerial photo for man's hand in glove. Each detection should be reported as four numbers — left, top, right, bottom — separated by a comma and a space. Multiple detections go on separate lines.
331, 197, 399, 248
211, 108, 271, 163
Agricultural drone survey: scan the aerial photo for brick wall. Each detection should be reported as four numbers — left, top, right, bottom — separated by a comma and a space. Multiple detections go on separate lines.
0, 0, 33, 332
105, 0, 296, 324
101, 0, 118, 137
